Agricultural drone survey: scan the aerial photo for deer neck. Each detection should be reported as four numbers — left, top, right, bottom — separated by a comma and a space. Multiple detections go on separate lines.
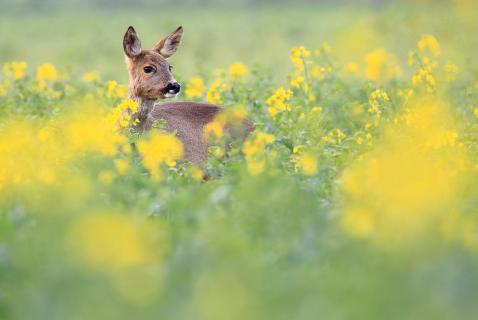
128, 93, 155, 122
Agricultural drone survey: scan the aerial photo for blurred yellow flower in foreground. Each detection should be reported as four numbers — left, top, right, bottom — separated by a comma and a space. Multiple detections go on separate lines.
36, 63, 58, 81
204, 120, 224, 140
137, 132, 184, 180
296, 152, 318, 176
341, 99, 469, 248
242, 132, 275, 175
65, 107, 127, 155
3, 61, 27, 80
365, 48, 402, 81
68, 213, 152, 270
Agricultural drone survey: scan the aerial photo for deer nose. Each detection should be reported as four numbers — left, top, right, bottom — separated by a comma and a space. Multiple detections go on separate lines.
166, 82, 181, 94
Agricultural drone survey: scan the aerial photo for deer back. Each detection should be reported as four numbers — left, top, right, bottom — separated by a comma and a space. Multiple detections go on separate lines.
143, 102, 254, 163
144, 102, 221, 163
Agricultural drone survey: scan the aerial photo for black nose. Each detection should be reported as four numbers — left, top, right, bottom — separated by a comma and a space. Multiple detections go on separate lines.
166, 82, 181, 94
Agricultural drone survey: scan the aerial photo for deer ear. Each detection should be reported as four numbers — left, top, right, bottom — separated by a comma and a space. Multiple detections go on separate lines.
123, 26, 142, 58
153, 26, 183, 58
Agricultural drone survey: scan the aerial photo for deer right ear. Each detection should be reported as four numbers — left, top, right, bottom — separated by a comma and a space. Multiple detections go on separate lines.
123, 26, 142, 58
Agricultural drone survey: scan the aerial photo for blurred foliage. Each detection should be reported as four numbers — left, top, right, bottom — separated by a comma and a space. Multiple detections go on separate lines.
1, 2, 478, 320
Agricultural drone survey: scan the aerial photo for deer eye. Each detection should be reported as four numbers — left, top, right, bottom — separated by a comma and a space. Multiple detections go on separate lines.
143, 66, 155, 74
169, 65, 173, 72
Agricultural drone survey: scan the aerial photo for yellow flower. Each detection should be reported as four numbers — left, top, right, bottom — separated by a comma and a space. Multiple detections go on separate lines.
290, 75, 305, 88
185, 76, 205, 99
242, 132, 275, 176
341, 100, 468, 248
210, 146, 225, 158
36, 63, 58, 81
473, 107, 478, 118
206, 80, 226, 104
3, 61, 27, 80
412, 68, 436, 92
296, 152, 318, 176
418, 35, 441, 56
228, 61, 248, 79
268, 107, 278, 118
108, 99, 139, 128
189, 166, 204, 181
68, 213, 153, 270
137, 132, 184, 180
106, 80, 128, 99
65, 106, 127, 156
365, 48, 402, 81
83, 70, 101, 83
266, 87, 293, 118
203, 120, 224, 140
290, 46, 311, 71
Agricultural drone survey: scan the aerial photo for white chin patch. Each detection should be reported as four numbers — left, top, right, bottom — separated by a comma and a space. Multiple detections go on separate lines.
164, 92, 178, 98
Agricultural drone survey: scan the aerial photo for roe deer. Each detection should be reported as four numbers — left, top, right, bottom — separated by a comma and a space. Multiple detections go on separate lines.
123, 26, 253, 163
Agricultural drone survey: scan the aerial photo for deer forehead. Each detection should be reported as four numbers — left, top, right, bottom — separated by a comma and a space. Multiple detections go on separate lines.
135, 51, 169, 68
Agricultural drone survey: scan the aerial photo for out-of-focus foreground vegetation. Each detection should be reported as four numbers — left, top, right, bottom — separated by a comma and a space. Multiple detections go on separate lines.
1, 0, 478, 319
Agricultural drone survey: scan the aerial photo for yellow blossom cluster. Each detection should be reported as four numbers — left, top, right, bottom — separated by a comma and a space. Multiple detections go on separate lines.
3, 61, 27, 80
266, 87, 293, 118
185, 76, 206, 99
294, 152, 318, 176
0, 105, 127, 195
228, 61, 248, 79
365, 48, 402, 81
368, 89, 389, 115
242, 132, 275, 175
106, 80, 128, 99
107, 99, 139, 128
418, 34, 441, 56
290, 46, 311, 72
341, 99, 470, 248
36, 63, 59, 81
206, 79, 227, 104
137, 132, 184, 180
322, 128, 347, 144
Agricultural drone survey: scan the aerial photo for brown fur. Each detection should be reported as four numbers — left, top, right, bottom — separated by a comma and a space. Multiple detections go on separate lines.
123, 26, 253, 163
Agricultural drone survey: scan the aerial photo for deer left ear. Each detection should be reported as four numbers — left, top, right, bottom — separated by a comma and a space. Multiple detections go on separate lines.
153, 26, 183, 58
123, 26, 142, 58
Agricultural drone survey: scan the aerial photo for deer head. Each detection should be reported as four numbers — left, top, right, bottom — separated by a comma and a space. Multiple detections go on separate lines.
123, 26, 183, 101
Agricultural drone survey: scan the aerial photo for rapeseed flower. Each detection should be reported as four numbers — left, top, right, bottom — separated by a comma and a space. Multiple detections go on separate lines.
137, 132, 184, 180
3, 61, 27, 80
83, 70, 101, 83
228, 61, 248, 79
206, 79, 226, 104
365, 48, 402, 81
36, 63, 58, 81
185, 76, 205, 99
